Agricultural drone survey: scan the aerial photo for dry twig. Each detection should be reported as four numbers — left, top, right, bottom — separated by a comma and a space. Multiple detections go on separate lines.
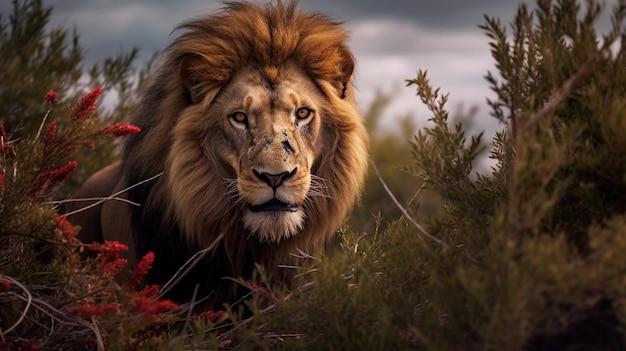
158, 232, 226, 300
64, 172, 163, 217
370, 161, 448, 250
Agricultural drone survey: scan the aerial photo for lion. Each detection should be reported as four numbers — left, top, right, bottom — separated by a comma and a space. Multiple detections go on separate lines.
69, 1, 368, 306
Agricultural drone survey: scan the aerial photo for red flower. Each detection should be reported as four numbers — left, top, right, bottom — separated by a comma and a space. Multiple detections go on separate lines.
197, 309, 225, 322
133, 294, 178, 325
88, 241, 128, 254
70, 87, 102, 121
104, 303, 119, 313
135, 297, 178, 314
83, 141, 96, 150
100, 123, 141, 137
29, 161, 78, 202
40, 161, 78, 186
54, 215, 76, 240
88, 241, 129, 275
42, 120, 57, 144
1, 279, 10, 292
45, 90, 58, 104
100, 256, 127, 276
137, 284, 160, 299
66, 302, 118, 319
31, 161, 78, 198
126, 251, 154, 288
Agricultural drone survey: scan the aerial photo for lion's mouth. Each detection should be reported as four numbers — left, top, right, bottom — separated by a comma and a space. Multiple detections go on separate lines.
248, 199, 299, 213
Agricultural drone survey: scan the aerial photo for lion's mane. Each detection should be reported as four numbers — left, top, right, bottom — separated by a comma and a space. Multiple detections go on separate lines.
120, 1, 368, 305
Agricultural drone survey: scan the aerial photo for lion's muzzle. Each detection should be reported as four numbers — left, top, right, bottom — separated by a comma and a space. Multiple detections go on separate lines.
253, 167, 297, 190
240, 162, 308, 241
247, 167, 300, 216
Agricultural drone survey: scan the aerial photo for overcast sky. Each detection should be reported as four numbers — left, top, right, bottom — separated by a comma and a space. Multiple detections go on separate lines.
1, 0, 618, 135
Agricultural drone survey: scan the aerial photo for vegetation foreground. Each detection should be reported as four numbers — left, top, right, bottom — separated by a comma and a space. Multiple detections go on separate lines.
3, 0, 626, 349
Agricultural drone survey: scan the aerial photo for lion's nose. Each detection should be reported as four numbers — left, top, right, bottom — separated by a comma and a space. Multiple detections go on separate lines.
253, 168, 297, 189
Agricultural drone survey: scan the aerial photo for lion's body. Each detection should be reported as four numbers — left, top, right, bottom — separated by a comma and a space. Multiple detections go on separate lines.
69, 1, 368, 306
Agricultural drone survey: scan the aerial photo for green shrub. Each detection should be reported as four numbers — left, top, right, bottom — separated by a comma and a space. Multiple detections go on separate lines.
0, 0, 145, 193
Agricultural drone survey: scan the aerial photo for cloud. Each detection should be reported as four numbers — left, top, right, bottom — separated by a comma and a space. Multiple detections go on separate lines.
0, 0, 509, 135
298, 0, 519, 31
47, 1, 220, 64
348, 19, 499, 133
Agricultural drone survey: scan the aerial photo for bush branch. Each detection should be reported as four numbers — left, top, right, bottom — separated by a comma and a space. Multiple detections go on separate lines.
158, 232, 226, 300
64, 172, 163, 217
371, 161, 448, 250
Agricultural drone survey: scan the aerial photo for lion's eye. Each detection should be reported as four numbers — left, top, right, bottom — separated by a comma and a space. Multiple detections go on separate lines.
296, 107, 312, 120
230, 112, 248, 124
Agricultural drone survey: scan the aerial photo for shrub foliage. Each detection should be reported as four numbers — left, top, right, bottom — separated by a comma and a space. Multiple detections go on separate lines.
254, 0, 626, 350
0, 0, 146, 193
3, 0, 626, 350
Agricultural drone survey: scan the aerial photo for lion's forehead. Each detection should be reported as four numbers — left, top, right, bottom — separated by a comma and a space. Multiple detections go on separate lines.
212, 67, 322, 172
227, 67, 320, 109
242, 88, 298, 114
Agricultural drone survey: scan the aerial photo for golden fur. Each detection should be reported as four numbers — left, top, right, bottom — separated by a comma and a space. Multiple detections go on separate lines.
70, 1, 368, 305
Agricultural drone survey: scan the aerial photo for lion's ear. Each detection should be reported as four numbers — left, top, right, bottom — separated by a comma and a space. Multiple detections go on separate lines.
178, 54, 205, 103
336, 47, 355, 99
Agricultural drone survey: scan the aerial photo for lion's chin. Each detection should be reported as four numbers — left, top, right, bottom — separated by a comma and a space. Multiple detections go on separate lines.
243, 209, 305, 243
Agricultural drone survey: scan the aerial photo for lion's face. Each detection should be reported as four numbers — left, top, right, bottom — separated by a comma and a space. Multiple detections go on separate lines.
158, 2, 368, 254
208, 66, 325, 242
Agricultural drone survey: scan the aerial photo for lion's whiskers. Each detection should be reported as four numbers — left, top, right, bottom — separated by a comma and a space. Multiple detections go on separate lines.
300, 176, 330, 218
308, 175, 330, 199
303, 176, 330, 211
223, 177, 245, 211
